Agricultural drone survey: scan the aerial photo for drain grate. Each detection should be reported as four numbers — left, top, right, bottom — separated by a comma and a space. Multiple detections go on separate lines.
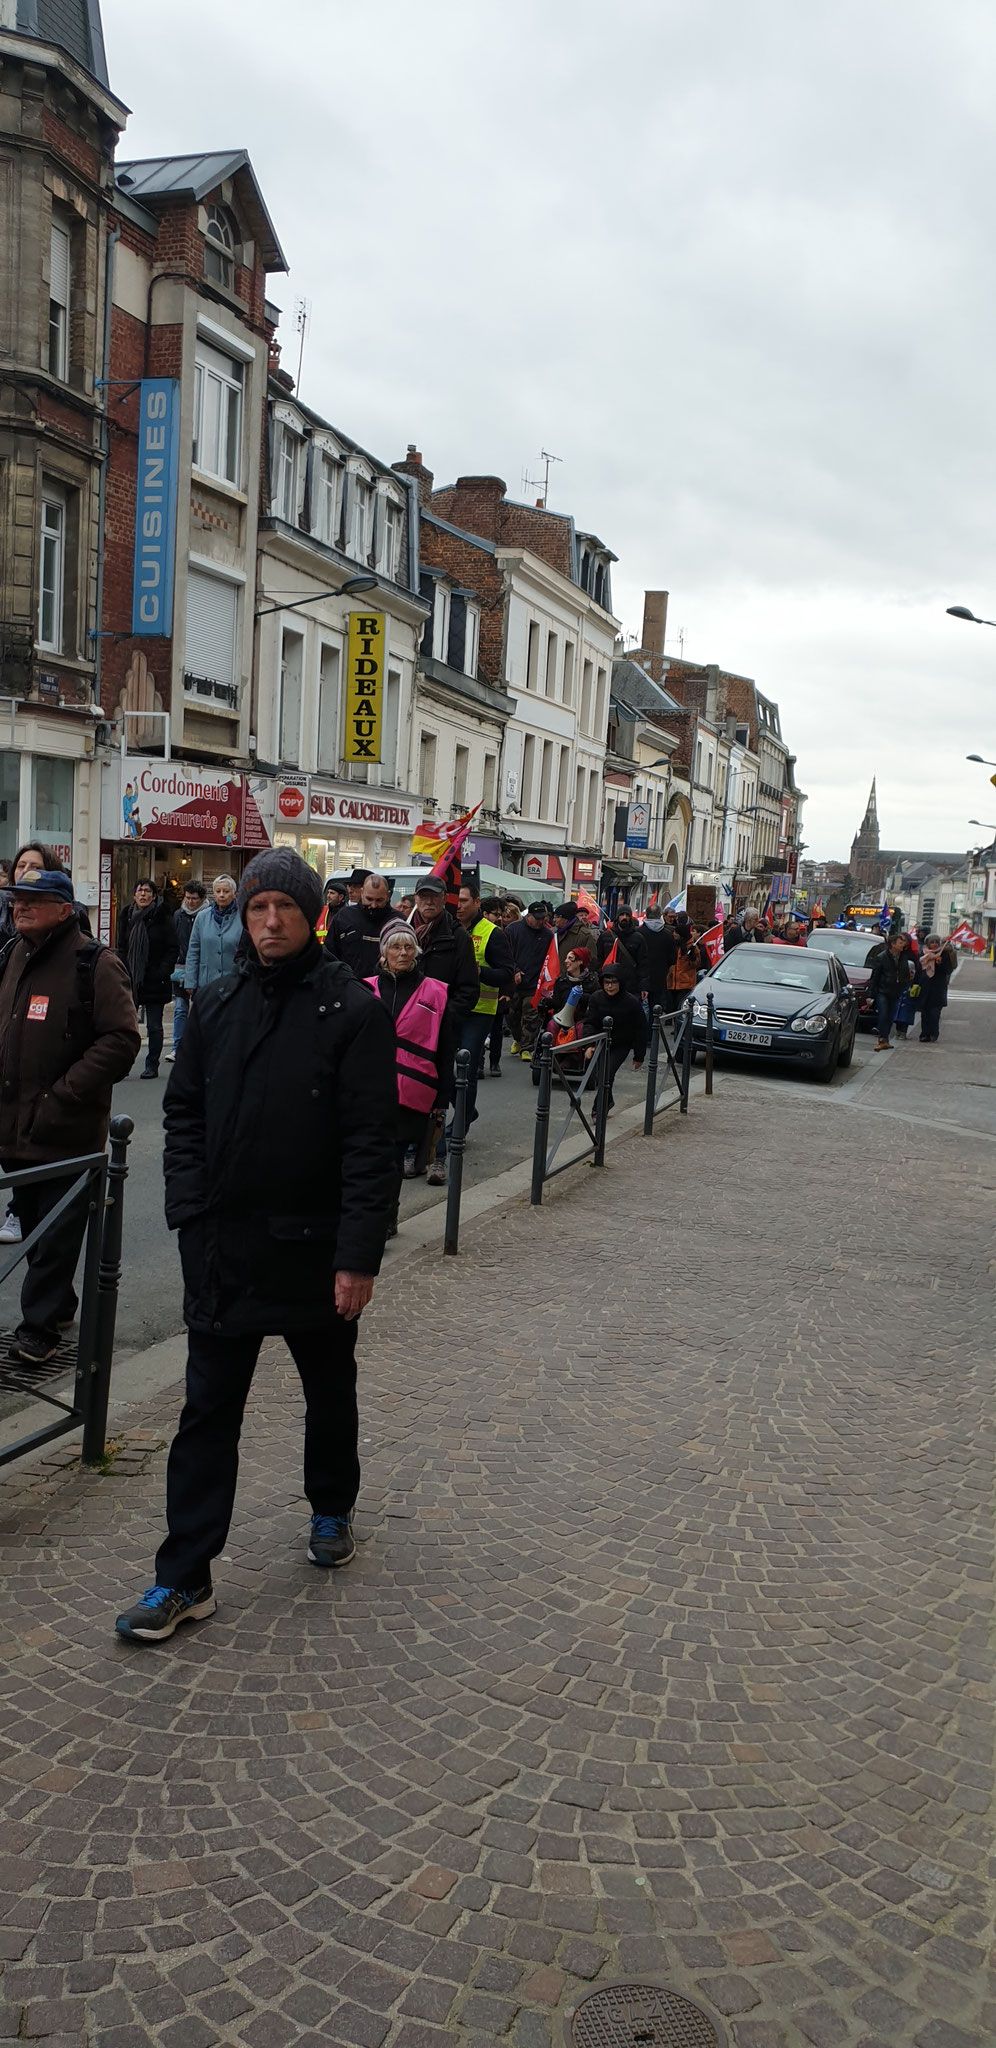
570, 1983, 724, 2048
0, 1329, 77, 1397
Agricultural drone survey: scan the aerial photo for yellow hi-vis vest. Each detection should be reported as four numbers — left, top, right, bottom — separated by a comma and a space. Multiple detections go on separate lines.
471, 917, 500, 1014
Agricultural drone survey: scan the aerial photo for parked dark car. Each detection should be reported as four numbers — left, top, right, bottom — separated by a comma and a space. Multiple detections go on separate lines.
691, 944, 858, 1079
806, 928, 885, 1030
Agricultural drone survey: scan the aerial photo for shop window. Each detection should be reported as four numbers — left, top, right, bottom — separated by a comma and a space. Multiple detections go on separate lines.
193, 341, 243, 486
0, 750, 20, 860
32, 756, 74, 863
204, 204, 236, 290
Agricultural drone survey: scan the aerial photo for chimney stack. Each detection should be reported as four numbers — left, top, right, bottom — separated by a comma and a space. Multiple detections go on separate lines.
642, 590, 669, 658
391, 445, 434, 505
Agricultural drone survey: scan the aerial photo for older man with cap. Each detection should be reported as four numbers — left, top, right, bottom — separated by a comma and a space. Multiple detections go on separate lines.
0, 867, 139, 1364
116, 847, 398, 1644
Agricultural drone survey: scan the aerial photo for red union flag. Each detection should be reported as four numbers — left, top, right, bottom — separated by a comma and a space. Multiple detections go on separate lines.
531, 931, 562, 1010
700, 924, 724, 967
949, 921, 985, 952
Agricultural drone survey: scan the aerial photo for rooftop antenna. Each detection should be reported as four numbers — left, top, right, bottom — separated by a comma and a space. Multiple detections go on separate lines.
521, 446, 562, 509
294, 296, 311, 394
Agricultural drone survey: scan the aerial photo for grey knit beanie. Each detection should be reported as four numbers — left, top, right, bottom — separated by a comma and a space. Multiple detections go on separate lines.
237, 848, 324, 928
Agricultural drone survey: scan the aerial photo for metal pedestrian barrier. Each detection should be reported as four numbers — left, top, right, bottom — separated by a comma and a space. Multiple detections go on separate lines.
530, 1021, 613, 1205
643, 999, 696, 1130
0, 1115, 133, 1470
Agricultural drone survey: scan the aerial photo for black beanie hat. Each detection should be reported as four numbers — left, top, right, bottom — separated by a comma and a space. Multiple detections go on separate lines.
237, 848, 324, 928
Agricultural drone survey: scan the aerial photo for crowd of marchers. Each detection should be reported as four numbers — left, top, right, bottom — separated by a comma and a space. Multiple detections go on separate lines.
0, 846, 965, 1646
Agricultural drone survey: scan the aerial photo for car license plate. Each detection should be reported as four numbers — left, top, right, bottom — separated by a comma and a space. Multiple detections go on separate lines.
722, 1028, 772, 1046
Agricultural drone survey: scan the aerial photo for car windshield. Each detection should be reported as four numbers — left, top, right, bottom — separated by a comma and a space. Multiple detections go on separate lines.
807, 931, 882, 967
711, 949, 833, 993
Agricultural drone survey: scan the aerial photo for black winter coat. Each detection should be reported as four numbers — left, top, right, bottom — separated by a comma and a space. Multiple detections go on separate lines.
585, 988, 649, 1058
173, 905, 199, 968
867, 948, 912, 1003
116, 898, 179, 1004
411, 910, 479, 1018
508, 919, 555, 991
325, 899, 398, 983
163, 939, 397, 1334
641, 923, 676, 1000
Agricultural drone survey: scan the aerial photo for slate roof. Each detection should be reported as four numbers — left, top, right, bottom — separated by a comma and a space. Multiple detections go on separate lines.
14, 0, 109, 87
116, 151, 288, 270
611, 656, 683, 720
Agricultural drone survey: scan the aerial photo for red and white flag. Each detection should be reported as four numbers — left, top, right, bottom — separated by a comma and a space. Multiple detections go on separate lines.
531, 931, 562, 1010
700, 924, 724, 968
576, 884, 604, 926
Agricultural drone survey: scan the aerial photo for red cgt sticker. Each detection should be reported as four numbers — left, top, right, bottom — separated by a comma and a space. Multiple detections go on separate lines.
26, 996, 50, 1021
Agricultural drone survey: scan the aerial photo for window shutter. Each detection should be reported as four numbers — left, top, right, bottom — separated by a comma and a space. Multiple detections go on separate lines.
50, 224, 70, 308
185, 570, 238, 685
447, 594, 466, 671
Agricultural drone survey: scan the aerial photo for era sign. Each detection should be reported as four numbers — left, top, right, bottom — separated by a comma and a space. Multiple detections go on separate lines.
343, 612, 387, 764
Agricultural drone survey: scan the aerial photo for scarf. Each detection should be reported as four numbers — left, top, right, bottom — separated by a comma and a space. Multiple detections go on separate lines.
210, 899, 237, 929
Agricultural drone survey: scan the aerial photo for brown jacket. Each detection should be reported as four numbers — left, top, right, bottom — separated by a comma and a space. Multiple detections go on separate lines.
0, 919, 140, 1165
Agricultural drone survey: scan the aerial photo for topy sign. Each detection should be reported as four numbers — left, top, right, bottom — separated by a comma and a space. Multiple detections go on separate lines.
132, 379, 181, 637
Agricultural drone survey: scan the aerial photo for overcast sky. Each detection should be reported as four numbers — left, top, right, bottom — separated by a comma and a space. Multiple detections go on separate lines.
102, 0, 996, 858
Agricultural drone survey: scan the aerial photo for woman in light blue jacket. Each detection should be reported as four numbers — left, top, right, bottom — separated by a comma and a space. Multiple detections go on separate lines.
184, 874, 243, 994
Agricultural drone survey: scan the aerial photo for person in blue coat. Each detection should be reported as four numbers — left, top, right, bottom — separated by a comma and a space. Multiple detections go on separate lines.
184, 874, 242, 996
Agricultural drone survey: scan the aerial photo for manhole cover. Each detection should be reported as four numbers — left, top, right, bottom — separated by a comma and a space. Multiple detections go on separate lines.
570, 1982, 724, 2048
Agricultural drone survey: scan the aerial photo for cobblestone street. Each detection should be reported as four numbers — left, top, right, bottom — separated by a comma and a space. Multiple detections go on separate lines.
0, 974, 992, 2047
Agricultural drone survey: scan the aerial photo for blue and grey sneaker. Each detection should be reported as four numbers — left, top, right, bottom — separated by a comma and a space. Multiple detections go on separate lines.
115, 1584, 216, 1642
307, 1514, 356, 1569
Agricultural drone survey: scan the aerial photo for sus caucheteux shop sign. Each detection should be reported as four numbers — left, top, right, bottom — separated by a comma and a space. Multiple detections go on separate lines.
343, 612, 387, 763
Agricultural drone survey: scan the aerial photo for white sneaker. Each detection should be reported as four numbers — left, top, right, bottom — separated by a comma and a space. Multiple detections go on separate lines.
0, 1212, 22, 1244
165, 1052, 176, 1062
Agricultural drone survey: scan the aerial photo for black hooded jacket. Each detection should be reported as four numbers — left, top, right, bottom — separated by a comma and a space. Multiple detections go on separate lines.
325, 898, 398, 983
163, 939, 397, 1334
585, 987, 650, 1058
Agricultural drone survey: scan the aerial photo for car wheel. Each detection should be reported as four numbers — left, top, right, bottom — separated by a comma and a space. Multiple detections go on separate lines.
837, 1024, 855, 1068
814, 1035, 839, 1081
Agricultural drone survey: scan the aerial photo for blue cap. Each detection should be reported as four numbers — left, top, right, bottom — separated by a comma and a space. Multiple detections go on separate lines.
10, 869, 74, 903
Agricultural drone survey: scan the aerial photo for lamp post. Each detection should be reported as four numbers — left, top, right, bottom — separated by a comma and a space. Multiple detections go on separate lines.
969, 819, 996, 832
946, 606, 996, 627
255, 572, 378, 620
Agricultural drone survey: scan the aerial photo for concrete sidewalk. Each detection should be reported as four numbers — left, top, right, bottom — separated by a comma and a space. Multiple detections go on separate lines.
0, 987, 992, 2047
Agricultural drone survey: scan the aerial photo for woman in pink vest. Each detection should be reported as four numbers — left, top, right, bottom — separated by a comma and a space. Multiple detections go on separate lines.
367, 921, 455, 1233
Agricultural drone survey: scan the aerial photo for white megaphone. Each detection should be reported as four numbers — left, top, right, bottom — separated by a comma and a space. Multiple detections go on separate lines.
552, 984, 584, 1029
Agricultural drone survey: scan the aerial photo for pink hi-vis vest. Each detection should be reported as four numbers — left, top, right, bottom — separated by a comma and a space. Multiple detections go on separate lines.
366, 974, 448, 1115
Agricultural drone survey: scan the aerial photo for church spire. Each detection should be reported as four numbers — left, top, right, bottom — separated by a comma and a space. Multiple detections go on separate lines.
863, 777, 878, 827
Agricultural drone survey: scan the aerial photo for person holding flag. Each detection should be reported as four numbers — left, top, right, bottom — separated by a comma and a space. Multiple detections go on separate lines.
409, 816, 482, 1186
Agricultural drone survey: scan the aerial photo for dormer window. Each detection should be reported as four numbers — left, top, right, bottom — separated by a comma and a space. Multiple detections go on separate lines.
204, 204, 236, 289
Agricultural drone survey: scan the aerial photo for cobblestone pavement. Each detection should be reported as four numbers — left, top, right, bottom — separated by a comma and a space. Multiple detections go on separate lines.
0, 980, 993, 2047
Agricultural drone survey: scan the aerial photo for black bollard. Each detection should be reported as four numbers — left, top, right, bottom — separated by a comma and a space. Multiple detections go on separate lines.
644, 1004, 662, 1135
530, 1032, 554, 1204
680, 997, 693, 1113
443, 1049, 471, 1256
705, 990, 715, 1096
593, 1018, 613, 1167
82, 1113, 133, 1465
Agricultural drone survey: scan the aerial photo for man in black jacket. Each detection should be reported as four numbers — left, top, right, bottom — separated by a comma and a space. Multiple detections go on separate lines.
410, 878, 479, 1016
585, 962, 649, 1108
116, 849, 398, 1644
455, 881, 514, 1113
641, 909, 676, 1015
507, 901, 554, 1056
867, 931, 912, 1050
325, 871, 396, 981
724, 909, 768, 951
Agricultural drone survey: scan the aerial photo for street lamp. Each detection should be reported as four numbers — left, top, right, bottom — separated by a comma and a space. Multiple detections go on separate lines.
947, 606, 996, 627
968, 819, 996, 831
967, 753, 996, 767
255, 573, 378, 619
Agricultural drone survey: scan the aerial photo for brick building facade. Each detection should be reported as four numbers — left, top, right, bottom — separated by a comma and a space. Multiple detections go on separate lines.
0, 0, 126, 896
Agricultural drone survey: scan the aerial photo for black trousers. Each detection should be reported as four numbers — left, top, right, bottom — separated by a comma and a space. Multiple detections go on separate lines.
143, 1000, 165, 1069
919, 1001, 944, 1041
9, 1167, 91, 1346
155, 1321, 359, 1591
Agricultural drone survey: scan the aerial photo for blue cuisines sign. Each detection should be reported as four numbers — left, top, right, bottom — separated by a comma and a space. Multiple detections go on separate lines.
131, 379, 180, 636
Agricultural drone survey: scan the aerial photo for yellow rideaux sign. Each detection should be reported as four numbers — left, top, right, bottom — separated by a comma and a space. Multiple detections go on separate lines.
344, 611, 386, 763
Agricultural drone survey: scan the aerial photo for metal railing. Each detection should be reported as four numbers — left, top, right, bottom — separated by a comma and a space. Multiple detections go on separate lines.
530, 1021, 613, 1205
0, 1115, 133, 1470
643, 1000, 692, 1127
